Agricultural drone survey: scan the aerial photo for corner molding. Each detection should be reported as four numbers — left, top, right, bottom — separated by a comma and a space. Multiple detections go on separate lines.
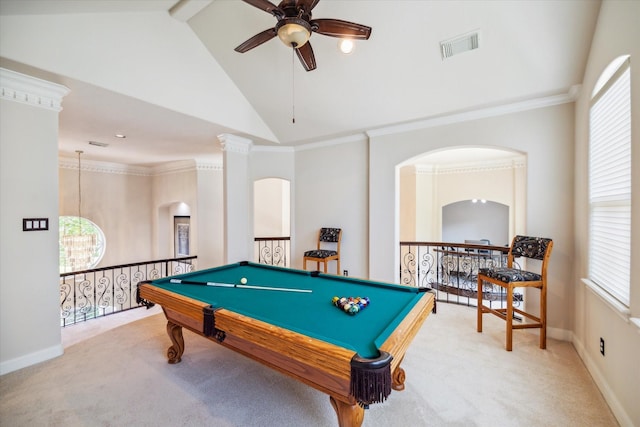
0, 68, 70, 112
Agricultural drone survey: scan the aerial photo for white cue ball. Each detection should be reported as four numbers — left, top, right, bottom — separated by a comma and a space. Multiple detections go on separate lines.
240, 277, 247, 284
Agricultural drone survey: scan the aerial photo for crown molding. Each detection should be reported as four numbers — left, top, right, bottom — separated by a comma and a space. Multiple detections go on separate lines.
415, 158, 526, 175
0, 67, 70, 112
252, 144, 295, 153
195, 161, 224, 172
366, 85, 581, 139
59, 156, 152, 176
59, 157, 223, 176
218, 133, 253, 154
295, 133, 368, 152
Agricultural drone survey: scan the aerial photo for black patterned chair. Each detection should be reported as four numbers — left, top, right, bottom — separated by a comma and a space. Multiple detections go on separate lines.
303, 228, 342, 275
477, 235, 553, 351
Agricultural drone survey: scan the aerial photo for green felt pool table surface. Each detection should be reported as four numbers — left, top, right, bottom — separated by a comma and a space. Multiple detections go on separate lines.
146, 262, 428, 358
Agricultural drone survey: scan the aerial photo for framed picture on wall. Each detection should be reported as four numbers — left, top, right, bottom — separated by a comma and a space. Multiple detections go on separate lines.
174, 216, 190, 257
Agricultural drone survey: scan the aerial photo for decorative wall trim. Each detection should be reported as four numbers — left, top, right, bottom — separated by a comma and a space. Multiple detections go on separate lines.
58, 157, 223, 176
365, 85, 581, 139
218, 133, 253, 154
415, 158, 526, 175
195, 161, 224, 172
0, 68, 70, 112
59, 156, 152, 176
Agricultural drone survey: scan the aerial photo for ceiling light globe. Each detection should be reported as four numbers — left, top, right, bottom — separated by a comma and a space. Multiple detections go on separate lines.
339, 39, 354, 54
277, 19, 311, 48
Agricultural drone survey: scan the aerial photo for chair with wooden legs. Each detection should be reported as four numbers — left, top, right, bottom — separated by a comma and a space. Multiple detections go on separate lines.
303, 228, 342, 275
477, 235, 553, 351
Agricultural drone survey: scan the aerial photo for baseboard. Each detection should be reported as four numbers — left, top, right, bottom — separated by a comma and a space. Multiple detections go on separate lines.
548, 325, 573, 342
572, 334, 634, 427
0, 344, 63, 376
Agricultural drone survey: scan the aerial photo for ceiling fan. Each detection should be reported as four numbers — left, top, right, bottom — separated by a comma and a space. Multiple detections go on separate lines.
234, 0, 372, 71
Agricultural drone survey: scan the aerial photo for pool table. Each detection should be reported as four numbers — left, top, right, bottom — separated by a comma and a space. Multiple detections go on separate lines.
137, 261, 434, 427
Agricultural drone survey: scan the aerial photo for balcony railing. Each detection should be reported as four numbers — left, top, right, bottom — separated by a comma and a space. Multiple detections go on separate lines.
60, 256, 197, 326
254, 236, 290, 268
400, 242, 517, 308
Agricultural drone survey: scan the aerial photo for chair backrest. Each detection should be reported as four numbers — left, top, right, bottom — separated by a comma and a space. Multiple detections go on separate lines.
507, 235, 553, 275
318, 228, 342, 251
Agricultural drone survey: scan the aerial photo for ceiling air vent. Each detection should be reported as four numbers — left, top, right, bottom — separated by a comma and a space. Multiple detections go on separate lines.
440, 31, 479, 60
88, 141, 109, 147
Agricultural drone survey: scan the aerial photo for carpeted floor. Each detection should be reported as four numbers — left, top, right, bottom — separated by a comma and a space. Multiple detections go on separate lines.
0, 303, 618, 426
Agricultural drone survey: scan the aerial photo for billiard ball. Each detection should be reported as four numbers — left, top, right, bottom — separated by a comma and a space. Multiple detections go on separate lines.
240, 277, 247, 285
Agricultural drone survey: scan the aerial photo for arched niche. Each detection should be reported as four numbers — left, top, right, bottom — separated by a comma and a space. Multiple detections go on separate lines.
157, 201, 191, 259
398, 146, 526, 244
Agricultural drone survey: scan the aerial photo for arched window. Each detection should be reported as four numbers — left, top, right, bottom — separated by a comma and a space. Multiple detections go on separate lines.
59, 216, 106, 273
588, 55, 631, 306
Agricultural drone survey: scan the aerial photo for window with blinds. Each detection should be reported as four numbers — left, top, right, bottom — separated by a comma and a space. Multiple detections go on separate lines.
588, 57, 631, 307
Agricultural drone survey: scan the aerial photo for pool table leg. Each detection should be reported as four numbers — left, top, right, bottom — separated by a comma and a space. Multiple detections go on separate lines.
330, 396, 364, 427
166, 321, 185, 364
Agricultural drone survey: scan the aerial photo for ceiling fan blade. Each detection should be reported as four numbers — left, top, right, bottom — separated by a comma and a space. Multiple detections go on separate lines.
295, 42, 317, 71
296, 0, 320, 13
311, 19, 372, 40
235, 28, 277, 53
242, 0, 284, 17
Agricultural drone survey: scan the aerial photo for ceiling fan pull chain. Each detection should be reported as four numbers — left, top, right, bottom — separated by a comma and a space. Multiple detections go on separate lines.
292, 46, 296, 124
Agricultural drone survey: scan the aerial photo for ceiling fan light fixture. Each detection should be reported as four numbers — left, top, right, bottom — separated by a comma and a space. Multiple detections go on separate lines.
338, 39, 354, 54
276, 18, 311, 48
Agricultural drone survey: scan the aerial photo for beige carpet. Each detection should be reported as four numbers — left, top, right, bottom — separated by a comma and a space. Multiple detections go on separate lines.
0, 303, 618, 426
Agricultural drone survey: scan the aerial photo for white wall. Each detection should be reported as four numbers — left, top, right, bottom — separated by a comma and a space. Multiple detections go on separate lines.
59, 162, 153, 266
0, 71, 67, 374
294, 136, 369, 277
573, 1, 640, 426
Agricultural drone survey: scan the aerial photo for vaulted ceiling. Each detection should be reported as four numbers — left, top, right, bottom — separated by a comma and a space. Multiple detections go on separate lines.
0, 0, 601, 166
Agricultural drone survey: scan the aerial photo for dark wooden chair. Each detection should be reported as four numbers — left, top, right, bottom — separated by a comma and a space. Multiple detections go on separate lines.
477, 235, 553, 351
303, 228, 342, 274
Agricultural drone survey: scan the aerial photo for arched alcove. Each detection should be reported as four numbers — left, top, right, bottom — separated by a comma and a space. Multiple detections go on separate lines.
398, 146, 526, 244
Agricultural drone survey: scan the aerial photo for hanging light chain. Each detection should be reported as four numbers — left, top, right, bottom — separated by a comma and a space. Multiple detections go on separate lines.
76, 150, 83, 234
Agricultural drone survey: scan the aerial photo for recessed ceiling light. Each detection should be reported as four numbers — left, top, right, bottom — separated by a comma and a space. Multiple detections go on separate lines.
115, 134, 126, 139
338, 39, 354, 54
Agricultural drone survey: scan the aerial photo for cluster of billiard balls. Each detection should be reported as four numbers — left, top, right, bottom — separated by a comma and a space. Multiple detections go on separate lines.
332, 296, 370, 315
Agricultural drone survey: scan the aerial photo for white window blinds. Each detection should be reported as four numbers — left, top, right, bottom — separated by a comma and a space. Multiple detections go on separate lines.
588, 59, 631, 306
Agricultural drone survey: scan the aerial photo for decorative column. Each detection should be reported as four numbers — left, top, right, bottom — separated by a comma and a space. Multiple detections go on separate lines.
218, 134, 253, 264
0, 68, 69, 374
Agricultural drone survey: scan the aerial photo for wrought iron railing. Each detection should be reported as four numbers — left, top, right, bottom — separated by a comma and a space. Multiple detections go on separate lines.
400, 242, 516, 308
60, 256, 197, 326
254, 236, 290, 267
